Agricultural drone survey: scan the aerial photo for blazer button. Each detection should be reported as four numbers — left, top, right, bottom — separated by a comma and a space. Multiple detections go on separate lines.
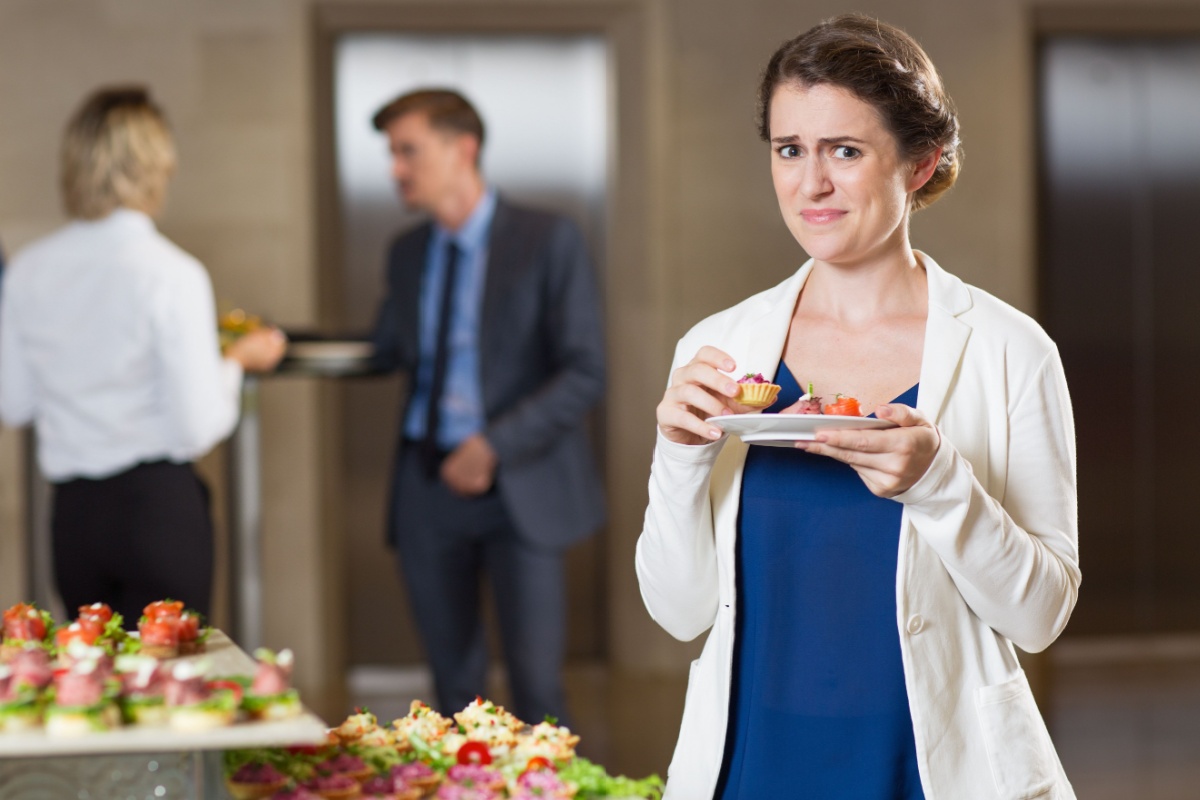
906, 614, 925, 635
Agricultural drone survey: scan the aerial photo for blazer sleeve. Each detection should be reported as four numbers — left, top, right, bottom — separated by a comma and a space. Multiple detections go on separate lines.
636, 430, 725, 642
634, 335, 725, 642
896, 347, 1080, 653
483, 217, 606, 465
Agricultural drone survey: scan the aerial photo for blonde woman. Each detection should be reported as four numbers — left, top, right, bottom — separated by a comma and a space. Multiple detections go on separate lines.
0, 87, 285, 625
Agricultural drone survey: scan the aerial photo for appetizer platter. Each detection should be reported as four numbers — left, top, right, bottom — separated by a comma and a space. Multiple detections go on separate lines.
224, 699, 663, 800
0, 601, 325, 757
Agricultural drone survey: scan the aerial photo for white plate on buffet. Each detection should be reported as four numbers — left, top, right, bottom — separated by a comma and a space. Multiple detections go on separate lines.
708, 413, 896, 446
286, 341, 373, 361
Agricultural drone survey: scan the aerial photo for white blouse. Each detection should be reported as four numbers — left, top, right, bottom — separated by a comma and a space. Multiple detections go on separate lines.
0, 208, 243, 481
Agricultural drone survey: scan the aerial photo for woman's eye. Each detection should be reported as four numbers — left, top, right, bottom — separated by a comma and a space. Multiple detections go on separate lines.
777, 144, 800, 159
832, 145, 861, 159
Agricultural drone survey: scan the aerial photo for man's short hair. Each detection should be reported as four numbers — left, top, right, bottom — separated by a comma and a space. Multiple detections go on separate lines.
371, 88, 486, 149
60, 86, 177, 220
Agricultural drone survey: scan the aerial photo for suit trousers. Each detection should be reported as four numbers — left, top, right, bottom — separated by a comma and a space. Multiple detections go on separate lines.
391, 442, 569, 726
51, 460, 214, 627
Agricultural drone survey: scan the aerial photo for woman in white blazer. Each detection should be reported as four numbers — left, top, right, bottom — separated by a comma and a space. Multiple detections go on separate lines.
637, 14, 1080, 800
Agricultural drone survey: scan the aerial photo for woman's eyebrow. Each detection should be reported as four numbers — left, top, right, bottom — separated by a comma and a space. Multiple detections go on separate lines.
770, 134, 869, 146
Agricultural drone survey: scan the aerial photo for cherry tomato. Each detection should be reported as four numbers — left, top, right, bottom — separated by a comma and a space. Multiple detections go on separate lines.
143, 600, 184, 620
77, 603, 113, 624
55, 619, 104, 648
522, 756, 555, 775
456, 741, 493, 766
823, 395, 862, 417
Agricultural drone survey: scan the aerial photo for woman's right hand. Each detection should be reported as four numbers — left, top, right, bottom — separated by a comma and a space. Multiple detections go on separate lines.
656, 346, 753, 446
225, 327, 287, 373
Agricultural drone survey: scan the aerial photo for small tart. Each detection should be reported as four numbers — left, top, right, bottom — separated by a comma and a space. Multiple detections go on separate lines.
736, 381, 781, 408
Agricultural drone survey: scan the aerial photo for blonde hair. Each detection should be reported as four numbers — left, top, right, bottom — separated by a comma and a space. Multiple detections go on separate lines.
60, 87, 177, 220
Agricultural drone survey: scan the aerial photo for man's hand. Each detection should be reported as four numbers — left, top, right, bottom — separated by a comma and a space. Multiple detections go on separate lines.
440, 433, 498, 496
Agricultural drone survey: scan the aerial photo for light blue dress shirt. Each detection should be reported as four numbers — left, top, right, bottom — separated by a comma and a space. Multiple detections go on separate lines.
404, 188, 497, 449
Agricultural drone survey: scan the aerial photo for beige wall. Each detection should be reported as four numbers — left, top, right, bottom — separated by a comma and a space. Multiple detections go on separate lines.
3, 0, 1198, 714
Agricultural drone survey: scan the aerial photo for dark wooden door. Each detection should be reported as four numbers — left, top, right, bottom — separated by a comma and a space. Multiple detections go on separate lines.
1040, 37, 1200, 635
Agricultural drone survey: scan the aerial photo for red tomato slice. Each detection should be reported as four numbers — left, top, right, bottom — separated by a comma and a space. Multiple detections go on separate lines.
55, 619, 104, 648
3, 603, 46, 641
177, 612, 201, 641
78, 603, 113, 624
456, 741, 493, 766
144, 600, 185, 620
139, 617, 181, 646
207, 679, 244, 704
823, 396, 862, 417
287, 744, 322, 756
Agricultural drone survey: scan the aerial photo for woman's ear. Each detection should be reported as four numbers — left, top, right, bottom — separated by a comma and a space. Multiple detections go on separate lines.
907, 147, 943, 193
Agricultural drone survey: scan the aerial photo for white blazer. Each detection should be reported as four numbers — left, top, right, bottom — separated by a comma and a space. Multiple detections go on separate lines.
636, 253, 1080, 800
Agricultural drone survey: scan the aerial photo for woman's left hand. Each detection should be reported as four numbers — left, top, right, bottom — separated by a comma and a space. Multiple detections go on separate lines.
796, 403, 940, 498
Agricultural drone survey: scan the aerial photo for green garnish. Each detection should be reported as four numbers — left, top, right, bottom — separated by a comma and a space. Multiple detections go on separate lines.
557, 757, 664, 799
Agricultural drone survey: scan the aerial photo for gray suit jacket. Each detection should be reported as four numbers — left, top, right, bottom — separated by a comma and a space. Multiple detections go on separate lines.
371, 197, 607, 549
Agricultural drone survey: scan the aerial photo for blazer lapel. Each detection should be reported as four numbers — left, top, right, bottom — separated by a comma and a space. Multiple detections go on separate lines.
480, 198, 522, 353
916, 251, 973, 424
741, 261, 813, 382
392, 224, 430, 367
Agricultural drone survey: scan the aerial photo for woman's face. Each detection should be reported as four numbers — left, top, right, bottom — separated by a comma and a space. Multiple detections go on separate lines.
768, 82, 926, 269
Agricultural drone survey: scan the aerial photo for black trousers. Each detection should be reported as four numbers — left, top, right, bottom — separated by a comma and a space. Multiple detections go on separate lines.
52, 460, 214, 627
390, 442, 570, 726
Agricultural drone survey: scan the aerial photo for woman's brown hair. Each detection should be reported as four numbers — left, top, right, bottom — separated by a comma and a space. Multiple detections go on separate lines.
757, 14, 961, 211
61, 87, 177, 220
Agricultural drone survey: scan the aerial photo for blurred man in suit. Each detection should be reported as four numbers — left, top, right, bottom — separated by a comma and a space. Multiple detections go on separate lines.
368, 89, 606, 724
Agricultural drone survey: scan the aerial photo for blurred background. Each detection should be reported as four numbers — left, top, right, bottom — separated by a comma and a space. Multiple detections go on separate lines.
1, 1, 1198, 797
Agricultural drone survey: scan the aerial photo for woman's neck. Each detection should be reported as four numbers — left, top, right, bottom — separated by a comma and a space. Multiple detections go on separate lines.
801, 247, 927, 326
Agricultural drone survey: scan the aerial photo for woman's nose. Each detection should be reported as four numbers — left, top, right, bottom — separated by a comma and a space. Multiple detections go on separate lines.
800, 158, 832, 198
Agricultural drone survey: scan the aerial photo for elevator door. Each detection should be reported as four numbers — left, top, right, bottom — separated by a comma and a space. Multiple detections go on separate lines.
1040, 38, 1200, 636
332, 34, 609, 667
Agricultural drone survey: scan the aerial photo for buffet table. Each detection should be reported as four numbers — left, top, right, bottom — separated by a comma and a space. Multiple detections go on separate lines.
0, 631, 327, 800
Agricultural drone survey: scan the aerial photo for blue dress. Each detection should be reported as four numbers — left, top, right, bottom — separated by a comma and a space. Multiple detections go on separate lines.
715, 361, 925, 799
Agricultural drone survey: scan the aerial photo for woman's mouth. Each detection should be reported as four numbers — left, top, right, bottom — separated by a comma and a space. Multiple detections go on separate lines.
800, 209, 847, 224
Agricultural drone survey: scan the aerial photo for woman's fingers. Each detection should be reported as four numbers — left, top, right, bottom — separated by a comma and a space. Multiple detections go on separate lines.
797, 410, 940, 497
875, 402, 926, 427
657, 346, 742, 445
657, 401, 724, 442
692, 345, 737, 374
672, 359, 739, 399
668, 382, 734, 420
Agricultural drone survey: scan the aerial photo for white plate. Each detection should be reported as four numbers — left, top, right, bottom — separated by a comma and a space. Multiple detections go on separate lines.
709, 413, 896, 446
286, 341, 373, 361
